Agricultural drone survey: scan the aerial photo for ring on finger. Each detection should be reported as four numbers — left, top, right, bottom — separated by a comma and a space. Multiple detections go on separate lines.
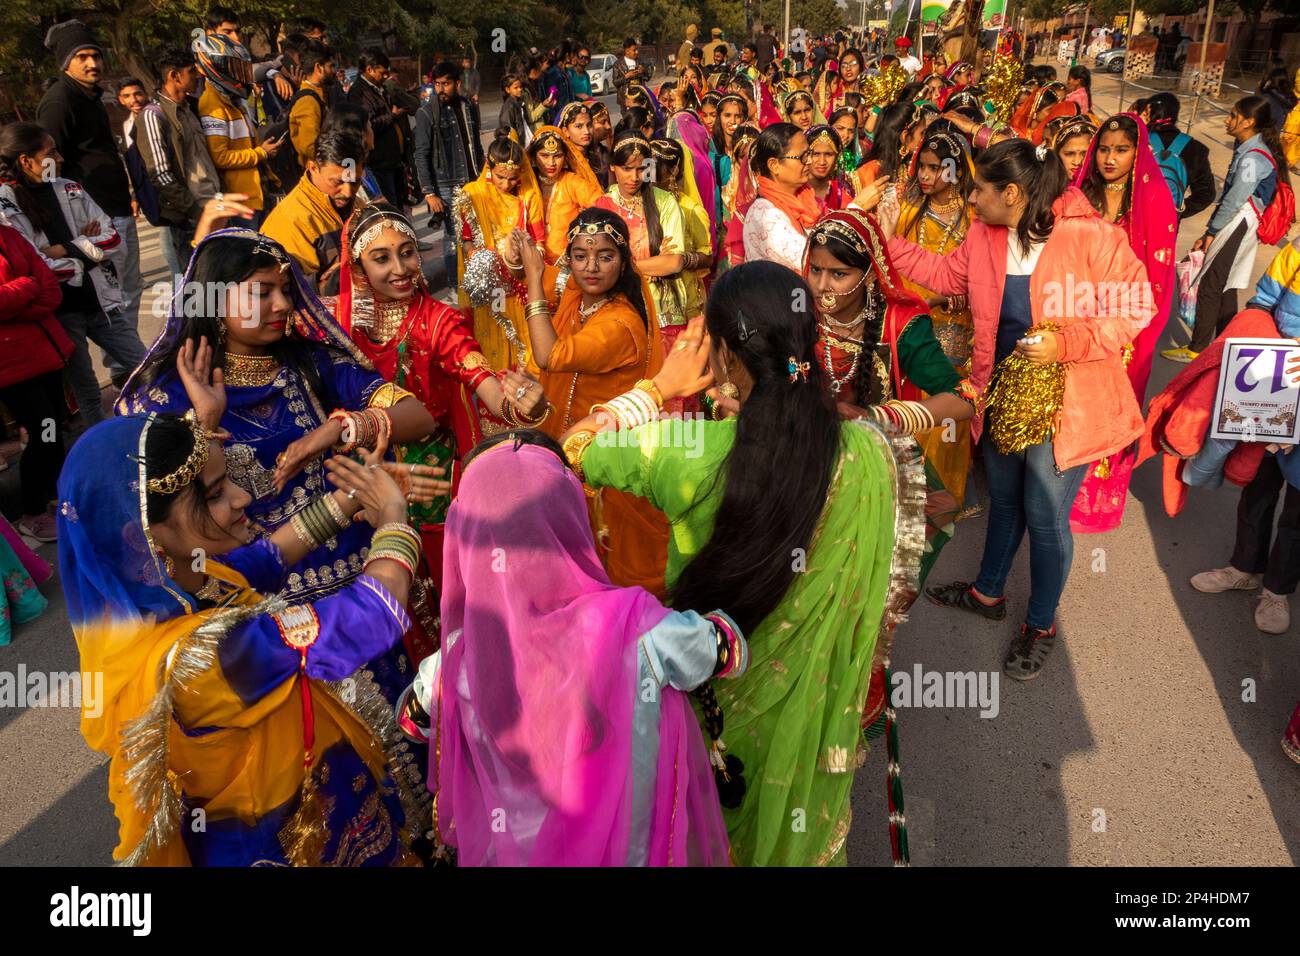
346, 489, 358, 499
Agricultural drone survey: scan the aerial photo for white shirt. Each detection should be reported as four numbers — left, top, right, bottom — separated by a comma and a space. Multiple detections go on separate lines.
742, 197, 808, 273
900, 54, 922, 77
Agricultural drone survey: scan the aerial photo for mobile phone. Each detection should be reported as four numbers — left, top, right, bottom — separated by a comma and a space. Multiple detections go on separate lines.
548, 86, 558, 100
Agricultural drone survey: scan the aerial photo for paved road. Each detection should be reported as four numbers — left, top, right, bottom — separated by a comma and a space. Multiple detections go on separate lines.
1, 67, 1297, 866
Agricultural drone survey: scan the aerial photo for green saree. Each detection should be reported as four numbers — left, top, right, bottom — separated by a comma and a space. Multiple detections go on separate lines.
584, 415, 925, 866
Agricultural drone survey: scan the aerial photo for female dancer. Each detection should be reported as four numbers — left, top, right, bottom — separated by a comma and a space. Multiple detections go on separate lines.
805, 207, 973, 577
1068, 114, 1177, 534
588, 101, 614, 185
430, 430, 745, 866
700, 91, 721, 136
652, 138, 713, 322
597, 130, 690, 341
806, 126, 850, 209
563, 263, 926, 866
527, 125, 603, 263
881, 139, 1153, 681
893, 128, 978, 510
719, 125, 759, 271
119, 230, 438, 604
782, 89, 821, 132
814, 47, 865, 116
328, 202, 547, 645
62, 409, 439, 865
454, 132, 545, 371
512, 208, 669, 593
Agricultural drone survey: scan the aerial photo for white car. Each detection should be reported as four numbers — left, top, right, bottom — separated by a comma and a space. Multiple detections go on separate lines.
587, 54, 615, 94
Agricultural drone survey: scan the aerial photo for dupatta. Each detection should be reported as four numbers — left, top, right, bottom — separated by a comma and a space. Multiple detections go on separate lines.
667, 109, 718, 248
58, 415, 404, 865
1070, 112, 1177, 390
436, 442, 728, 866
804, 207, 932, 402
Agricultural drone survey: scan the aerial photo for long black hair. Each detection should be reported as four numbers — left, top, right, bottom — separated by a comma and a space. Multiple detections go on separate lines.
614, 106, 653, 138
0, 122, 55, 234
650, 137, 685, 192
130, 235, 341, 400
1078, 114, 1137, 220
712, 93, 749, 156
864, 101, 914, 179
487, 128, 525, 168
752, 122, 801, 180
670, 262, 841, 635
976, 137, 1069, 252
609, 129, 663, 256
903, 121, 974, 221
563, 207, 649, 330
1233, 93, 1292, 190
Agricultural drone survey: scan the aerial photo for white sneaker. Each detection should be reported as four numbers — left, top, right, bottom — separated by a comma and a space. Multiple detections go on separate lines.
1255, 589, 1290, 634
1189, 566, 1261, 594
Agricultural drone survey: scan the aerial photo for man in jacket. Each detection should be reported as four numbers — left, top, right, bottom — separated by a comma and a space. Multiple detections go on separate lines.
136, 48, 221, 278
613, 39, 649, 109
194, 32, 286, 222
413, 61, 483, 293
37, 20, 142, 361
288, 39, 334, 171
348, 48, 410, 205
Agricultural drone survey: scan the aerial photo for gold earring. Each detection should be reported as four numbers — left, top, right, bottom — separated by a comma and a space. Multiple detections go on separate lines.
155, 545, 177, 579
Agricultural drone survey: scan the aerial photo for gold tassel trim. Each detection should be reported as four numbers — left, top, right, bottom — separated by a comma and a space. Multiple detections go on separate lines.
279, 760, 331, 866
983, 324, 1066, 456
117, 594, 289, 866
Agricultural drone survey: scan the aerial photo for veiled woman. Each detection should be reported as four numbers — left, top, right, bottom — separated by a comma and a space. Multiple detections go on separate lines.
64, 399, 442, 865
562, 264, 926, 866
1067, 113, 1176, 534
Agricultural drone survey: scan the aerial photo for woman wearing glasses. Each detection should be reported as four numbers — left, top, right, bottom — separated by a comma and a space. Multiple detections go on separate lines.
741, 123, 823, 272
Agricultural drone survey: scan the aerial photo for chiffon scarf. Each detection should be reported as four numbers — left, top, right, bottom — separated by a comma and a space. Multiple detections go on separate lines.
435, 442, 728, 866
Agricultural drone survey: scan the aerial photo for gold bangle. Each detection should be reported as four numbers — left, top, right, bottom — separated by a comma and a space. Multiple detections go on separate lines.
633, 378, 664, 410
562, 429, 597, 482
322, 493, 350, 531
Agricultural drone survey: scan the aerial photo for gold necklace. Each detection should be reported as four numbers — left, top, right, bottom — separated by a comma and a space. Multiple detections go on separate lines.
1105, 180, 1126, 192
223, 352, 280, 387
371, 298, 409, 344
612, 189, 643, 216
929, 191, 962, 212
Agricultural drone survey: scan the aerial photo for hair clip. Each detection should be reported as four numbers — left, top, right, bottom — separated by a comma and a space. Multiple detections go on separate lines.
736, 309, 754, 343
787, 356, 810, 384
1034, 143, 1049, 162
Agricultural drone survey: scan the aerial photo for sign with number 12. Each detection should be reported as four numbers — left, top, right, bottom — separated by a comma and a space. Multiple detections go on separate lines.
1211, 338, 1300, 444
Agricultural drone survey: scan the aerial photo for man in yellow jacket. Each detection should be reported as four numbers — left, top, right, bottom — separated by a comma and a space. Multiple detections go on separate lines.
193, 32, 285, 218
261, 128, 367, 288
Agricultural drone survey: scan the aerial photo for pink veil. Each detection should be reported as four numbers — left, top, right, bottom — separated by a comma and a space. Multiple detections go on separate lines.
668, 109, 719, 248
1070, 112, 1177, 396
435, 442, 731, 866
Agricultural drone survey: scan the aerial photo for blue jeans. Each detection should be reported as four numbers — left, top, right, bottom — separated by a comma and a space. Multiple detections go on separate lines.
973, 434, 1087, 631
372, 168, 404, 206
60, 307, 148, 426
161, 222, 197, 282
434, 183, 458, 291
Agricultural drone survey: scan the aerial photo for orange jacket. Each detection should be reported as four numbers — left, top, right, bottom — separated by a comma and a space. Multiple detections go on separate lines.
888, 187, 1154, 470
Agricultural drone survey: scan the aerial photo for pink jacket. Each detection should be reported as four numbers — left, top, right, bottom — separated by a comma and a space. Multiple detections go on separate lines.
888, 187, 1154, 470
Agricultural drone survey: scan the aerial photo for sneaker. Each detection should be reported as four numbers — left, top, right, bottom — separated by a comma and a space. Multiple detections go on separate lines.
925, 580, 1007, 620
1255, 589, 1290, 634
17, 512, 57, 544
1161, 346, 1200, 364
1003, 624, 1057, 681
1190, 566, 1261, 594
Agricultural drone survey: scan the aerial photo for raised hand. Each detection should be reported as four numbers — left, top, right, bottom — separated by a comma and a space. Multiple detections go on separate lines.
176, 335, 227, 431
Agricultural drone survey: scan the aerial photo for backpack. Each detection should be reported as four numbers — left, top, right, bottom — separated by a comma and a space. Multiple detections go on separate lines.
262, 86, 325, 195
1248, 148, 1296, 247
1155, 131, 1190, 214
122, 120, 162, 227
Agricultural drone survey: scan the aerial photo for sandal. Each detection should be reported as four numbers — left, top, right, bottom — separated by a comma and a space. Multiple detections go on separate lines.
925, 580, 1006, 621
1003, 624, 1057, 681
